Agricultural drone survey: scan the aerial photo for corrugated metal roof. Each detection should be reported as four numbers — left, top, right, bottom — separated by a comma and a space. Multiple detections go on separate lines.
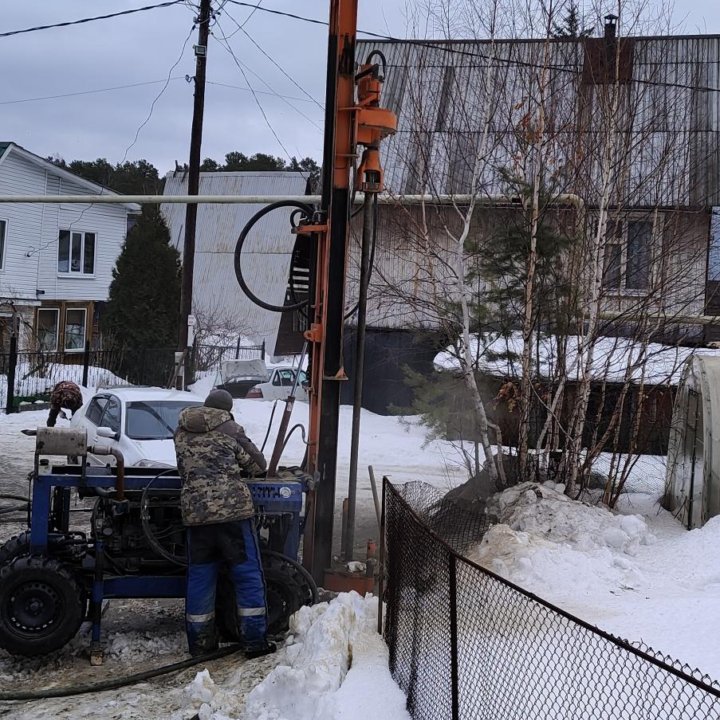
358, 35, 720, 207
161, 172, 308, 351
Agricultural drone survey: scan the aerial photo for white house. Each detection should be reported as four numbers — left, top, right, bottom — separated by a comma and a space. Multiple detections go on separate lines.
0, 143, 140, 352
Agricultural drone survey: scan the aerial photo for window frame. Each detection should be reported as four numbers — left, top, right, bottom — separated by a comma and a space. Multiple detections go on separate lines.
0, 218, 7, 271
99, 395, 122, 434
64, 307, 87, 353
601, 216, 657, 295
36, 308, 60, 352
57, 229, 96, 276
85, 396, 109, 426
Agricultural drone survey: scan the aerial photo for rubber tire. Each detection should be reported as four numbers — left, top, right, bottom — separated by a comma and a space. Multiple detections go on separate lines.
0, 557, 86, 657
216, 552, 318, 641
0, 532, 30, 567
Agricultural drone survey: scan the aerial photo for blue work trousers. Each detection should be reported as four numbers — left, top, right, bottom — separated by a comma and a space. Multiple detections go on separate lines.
185, 518, 267, 654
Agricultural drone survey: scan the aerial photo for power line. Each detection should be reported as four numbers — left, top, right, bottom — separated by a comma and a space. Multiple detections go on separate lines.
0, 1, 185, 38
225, 1, 326, 29
224, 1, 720, 94
239, 27, 324, 109
221, 5, 323, 109
213, 20, 310, 173
121, 24, 196, 163
207, 80, 318, 103
0, 78, 186, 106
213, 19, 322, 134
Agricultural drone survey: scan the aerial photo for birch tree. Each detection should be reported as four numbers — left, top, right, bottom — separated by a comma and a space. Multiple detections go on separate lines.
354, 0, 713, 501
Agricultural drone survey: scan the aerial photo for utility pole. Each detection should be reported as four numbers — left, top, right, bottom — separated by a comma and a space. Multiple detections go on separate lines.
178, 0, 211, 381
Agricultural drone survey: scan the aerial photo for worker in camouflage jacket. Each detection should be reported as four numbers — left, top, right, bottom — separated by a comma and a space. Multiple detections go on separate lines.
174, 388, 274, 658
47, 380, 83, 427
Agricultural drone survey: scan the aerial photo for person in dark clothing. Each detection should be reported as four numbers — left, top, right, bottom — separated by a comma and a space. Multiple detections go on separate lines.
174, 388, 274, 658
47, 380, 83, 427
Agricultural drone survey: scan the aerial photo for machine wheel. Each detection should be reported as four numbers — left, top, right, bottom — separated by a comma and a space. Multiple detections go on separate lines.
0, 532, 30, 567
0, 557, 87, 657
216, 551, 318, 641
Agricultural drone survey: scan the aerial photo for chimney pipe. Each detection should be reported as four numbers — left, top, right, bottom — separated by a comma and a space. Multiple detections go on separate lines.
604, 14, 618, 41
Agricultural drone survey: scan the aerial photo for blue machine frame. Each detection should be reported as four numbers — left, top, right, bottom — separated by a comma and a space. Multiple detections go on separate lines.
28, 464, 309, 648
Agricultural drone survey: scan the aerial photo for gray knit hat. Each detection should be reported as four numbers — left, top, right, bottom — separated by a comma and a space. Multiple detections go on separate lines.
204, 389, 233, 411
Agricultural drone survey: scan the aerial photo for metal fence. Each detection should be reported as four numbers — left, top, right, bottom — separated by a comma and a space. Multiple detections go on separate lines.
0, 341, 267, 412
192, 340, 265, 371
0, 341, 126, 412
382, 479, 720, 720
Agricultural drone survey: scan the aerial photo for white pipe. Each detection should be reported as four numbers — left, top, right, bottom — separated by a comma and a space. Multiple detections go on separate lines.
0, 193, 585, 207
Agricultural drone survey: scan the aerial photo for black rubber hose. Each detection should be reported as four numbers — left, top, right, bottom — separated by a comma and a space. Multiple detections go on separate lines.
0, 503, 29, 516
140, 470, 186, 567
235, 200, 314, 313
0, 494, 29, 503
0, 644, 244, 702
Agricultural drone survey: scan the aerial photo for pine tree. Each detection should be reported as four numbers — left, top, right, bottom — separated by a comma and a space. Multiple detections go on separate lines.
102, 207, 181, 382
552, 3, 594, 38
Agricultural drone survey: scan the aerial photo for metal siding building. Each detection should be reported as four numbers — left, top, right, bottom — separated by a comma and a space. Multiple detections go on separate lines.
355, 35, 720, 340
358, 35, 720, 207
161, 172, 308, 354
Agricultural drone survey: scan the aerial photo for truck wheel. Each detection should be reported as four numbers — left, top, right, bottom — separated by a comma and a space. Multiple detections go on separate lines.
0, 532, 30, 567
263, 551, 318, 634
0, 557, 86, 657
215, 552, 318, 641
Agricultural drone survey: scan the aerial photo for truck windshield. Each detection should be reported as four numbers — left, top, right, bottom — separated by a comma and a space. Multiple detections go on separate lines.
125, 401, 203, 440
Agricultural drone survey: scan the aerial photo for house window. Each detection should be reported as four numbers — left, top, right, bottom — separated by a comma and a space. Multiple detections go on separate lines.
0, 219, 6, 270
64, 308, 86, 351
37, 309, 59, 351
602, 220, 653, 291
58, 230, 95, 275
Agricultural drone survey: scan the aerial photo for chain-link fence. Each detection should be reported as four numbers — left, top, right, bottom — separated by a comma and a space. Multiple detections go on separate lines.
383, 479, 720, 720
0, 342, 267, 411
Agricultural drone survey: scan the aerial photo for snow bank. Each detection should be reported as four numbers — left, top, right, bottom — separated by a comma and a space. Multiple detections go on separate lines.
173, 593, 410, 720
245, 592, 409, 720
470, 482, 654, 600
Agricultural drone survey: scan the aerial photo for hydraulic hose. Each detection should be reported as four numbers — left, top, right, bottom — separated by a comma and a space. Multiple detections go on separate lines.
140, 470, 187, 566
0, 494, 30, 520
0, 644, 244, 702
234, 200, 314, 312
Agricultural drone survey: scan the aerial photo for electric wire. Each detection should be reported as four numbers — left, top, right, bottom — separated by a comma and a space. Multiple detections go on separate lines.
218, 0, 263, 38
4, 0, 715, 95
53, 15, 195, 240
207, 80, 317, 104
121, 22, 196, 163
0, 1, 185, 38
211, 33, 322, 132
221, 5, 323, 109
223, 1, 720, 95
0, 78, 186, 106
212, 18, 322, 144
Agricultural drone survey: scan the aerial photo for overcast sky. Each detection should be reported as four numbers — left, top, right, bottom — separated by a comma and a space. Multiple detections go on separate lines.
1, 0, 717, 177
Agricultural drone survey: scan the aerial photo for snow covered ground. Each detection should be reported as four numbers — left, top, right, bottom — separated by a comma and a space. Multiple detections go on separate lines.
0, 386, 718, 717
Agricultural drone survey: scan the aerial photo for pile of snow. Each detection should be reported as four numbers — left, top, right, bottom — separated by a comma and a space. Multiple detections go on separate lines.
469, 480, 720, 680
434, 332, 720, 385
471, 482, 654, 599
172, 592, 411, 720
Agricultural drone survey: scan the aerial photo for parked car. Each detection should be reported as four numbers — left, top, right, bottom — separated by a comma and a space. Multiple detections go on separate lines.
246, 367, 308, 401
69, 387, 204, 467
216, 358, 270, 398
